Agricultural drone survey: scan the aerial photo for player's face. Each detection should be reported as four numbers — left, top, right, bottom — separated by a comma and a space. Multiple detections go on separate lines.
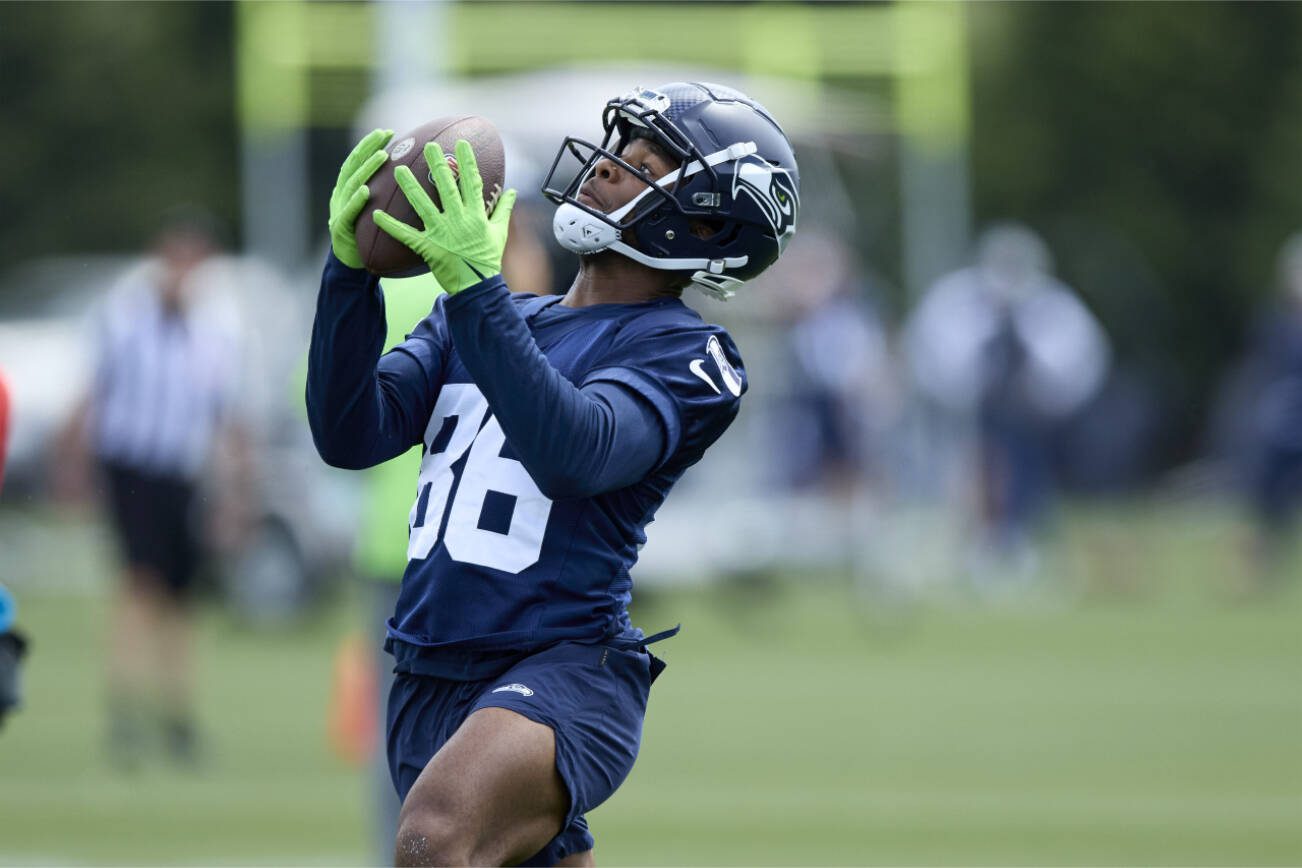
577, 138, 679, 215
157, 231, 213, 309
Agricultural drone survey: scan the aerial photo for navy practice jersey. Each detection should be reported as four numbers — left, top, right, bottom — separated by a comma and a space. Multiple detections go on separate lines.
307, 255, 747, 668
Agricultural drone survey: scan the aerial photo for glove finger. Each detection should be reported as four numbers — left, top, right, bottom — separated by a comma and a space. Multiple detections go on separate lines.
372, 209, 420, 247
393, 165, 439, 227
329, 185, 369, 231
340, 129, 392, 186
362, 127, 395, 153
489, 187, 517, 229
454, 140, 484, 212
423, 143, 462, 215
341, 184, 370, 224
346, 149, 389, 193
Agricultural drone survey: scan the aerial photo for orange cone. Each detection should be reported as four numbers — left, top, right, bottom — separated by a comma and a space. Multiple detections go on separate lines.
327, 632, 378, 767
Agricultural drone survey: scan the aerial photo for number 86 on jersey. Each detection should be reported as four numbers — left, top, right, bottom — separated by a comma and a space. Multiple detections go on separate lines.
407, 384, 553, 574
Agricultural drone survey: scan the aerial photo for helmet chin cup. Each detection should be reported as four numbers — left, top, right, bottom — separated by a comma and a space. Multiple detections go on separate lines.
689, 271, 746, 301
552, 202, 621, 254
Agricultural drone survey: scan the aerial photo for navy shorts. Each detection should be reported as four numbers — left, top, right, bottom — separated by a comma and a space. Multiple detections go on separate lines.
387, 640, 657, 866
101, 460, 200, 601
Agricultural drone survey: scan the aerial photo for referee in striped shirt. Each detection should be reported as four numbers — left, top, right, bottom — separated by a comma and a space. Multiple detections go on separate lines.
76, 210, 243, 768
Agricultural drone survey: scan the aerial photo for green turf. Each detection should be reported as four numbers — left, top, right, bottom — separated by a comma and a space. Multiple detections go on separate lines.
0, 502, 1299, 865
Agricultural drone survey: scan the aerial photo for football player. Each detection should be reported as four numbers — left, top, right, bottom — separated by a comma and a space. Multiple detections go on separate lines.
307, 82, 799, 866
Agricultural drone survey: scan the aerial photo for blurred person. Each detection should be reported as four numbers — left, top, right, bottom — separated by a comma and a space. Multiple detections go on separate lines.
0, 369, 28, 731
774, 231, 892, 498
0, 582, 27, 731
347, 270, 441, 863
0, 366, 9, 493
1236, 233, 1302, 575
904, 223, 1109, 580
60, 208, 246, 768
499, 135, 568, 298
501, 198, 558, 297
309, 83, 796, 865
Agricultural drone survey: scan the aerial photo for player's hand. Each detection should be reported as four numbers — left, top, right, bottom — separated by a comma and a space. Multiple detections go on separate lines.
373, 139, 517, 294
328, 128, 393, 269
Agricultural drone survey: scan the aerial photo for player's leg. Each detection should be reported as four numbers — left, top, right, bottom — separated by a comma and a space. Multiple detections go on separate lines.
108, 568, 159, 693
103, 460, 171, 765
390, 640, 655, 866
156, 593, 197, 760
106, 567, 161, 765
394, 706, 569, 866
153, 474, 202, 763
104, 464, 149, 723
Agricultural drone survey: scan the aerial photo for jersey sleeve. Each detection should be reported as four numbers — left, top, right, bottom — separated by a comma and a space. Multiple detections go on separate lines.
306, 252, 450, 469
385, 294, 450, 391
441, 277, 666, 499
580, 321, 747, 470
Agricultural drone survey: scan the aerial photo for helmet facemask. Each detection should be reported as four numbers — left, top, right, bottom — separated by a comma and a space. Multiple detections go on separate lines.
542, 87, 765, 299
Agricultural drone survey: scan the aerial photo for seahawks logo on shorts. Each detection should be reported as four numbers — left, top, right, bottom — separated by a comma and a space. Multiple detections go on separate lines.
491, 682, 534, 697
732, 155, 799, 251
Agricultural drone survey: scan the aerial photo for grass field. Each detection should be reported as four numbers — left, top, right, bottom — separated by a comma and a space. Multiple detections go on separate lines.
1, 502, 1299, 865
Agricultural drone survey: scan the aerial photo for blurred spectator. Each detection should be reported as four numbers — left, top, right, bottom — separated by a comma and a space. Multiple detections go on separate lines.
904, 223, 1109, 579
0, 367, 9, 493
0, 582, 26, 731
0, 369, 27, 731
773, 231, 893, 498
1236, 233, 1302, 573
58, 208, 249, 768
352, 271, 440, 862
501, 199, 557, 297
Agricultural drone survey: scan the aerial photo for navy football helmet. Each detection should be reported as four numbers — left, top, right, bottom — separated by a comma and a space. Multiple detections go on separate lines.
542, 82, 800, 299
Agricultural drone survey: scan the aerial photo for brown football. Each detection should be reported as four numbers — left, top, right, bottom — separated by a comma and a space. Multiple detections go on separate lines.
356, 115, 506, 277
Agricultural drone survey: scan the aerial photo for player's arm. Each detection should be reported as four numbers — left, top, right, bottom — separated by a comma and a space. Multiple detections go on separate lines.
373, 140, 665, 498
444, 279, 666, 498
306, 130, 445, 470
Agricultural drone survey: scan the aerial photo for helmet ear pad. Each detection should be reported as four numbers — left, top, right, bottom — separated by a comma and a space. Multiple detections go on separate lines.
690, 218, 726, 240
623, 169, 782, 284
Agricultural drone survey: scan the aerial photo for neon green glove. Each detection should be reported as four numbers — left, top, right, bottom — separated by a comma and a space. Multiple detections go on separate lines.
373, 139, 517, 294
328, 128, 393, 269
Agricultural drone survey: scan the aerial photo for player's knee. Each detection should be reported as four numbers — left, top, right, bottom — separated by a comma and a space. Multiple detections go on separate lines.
394, 811, 471, 867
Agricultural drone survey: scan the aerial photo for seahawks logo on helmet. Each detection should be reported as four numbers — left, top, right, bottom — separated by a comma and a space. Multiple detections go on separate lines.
732, 155, 799, 250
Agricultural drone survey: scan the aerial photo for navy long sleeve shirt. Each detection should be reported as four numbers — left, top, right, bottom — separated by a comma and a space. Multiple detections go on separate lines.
306, 252, 747, 673
307, 254, 665, 497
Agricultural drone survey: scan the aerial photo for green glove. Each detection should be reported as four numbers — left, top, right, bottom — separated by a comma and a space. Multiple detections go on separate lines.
373, 139, 517, 294
328, 128, 393, 269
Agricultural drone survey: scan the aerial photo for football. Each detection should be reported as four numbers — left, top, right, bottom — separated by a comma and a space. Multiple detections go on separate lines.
355, 115, 506, 277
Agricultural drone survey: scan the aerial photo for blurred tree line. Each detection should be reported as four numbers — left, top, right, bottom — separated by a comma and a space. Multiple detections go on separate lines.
2, 1, 1301, 470
969, 2, 1302, 458
0, 2, 238, 258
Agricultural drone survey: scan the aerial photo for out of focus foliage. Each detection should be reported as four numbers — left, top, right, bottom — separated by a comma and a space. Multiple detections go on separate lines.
0, 2, 238, 261
2, 1, 1302, 463
970, 2, 1302, 448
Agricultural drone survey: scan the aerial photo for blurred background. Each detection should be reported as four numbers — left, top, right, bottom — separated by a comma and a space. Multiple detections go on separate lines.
1, 1, 1300, 865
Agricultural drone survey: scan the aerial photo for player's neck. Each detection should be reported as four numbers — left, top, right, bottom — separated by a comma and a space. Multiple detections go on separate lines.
561, 254, 682, 307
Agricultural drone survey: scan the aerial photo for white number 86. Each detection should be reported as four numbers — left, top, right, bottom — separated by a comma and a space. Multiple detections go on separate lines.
406, 384, 553, 573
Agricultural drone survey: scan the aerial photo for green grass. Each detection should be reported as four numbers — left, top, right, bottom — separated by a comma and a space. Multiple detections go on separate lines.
1, 502, 1300, 865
